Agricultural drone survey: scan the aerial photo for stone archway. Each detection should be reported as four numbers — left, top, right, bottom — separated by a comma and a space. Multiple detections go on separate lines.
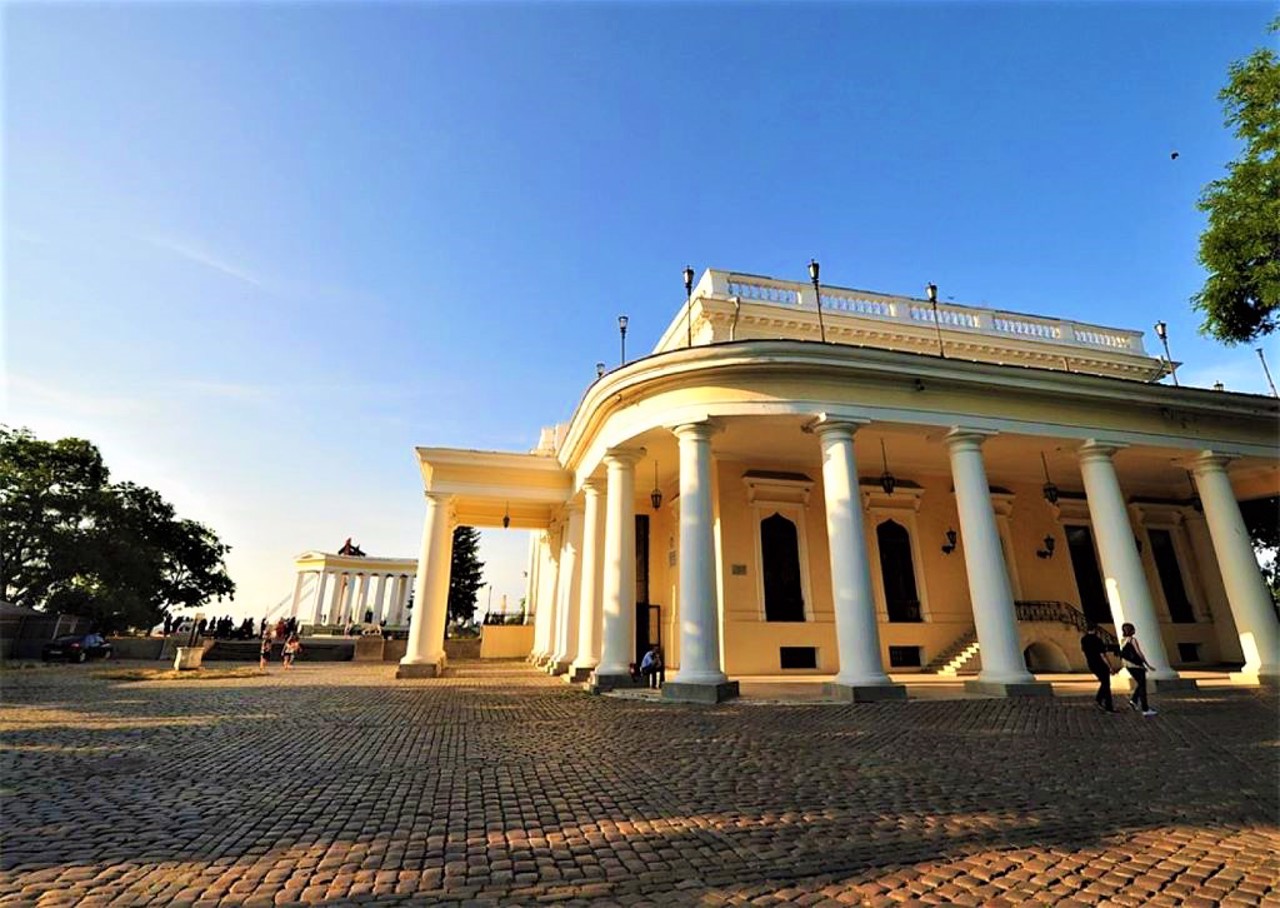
1023, 640, 1072, 673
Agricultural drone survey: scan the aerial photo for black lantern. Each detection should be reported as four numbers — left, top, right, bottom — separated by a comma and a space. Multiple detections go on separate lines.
650, 461, 663, 511
808, 258, 828, 343
1041, 452, 1060, 505
683, 265, 695, 348
879, 439, 896, 496
502, 501, 510, 529
941, 528, 957, 555
596, 361, 606, 378
1037, 535, 1056, 559
618, 315, 629, 365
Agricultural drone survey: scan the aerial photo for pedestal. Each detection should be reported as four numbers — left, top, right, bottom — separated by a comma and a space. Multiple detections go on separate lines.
662, 681, 740, 704
824, 682, 908, 703
964, 680, 1054, 698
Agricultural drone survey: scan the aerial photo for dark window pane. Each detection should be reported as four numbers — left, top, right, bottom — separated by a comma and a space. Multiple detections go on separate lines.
761, 513, 805, 622
779, 646, 817, 669
889, 646, 922, 667
1065, 525, 1110, 624
1148, 529, 1195, 623
878, 520, 921, 622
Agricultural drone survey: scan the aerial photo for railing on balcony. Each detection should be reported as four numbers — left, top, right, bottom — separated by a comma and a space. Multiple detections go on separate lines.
716, 272, 1147, 356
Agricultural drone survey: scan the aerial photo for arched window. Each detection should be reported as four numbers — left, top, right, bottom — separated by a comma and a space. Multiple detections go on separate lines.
761, 512, 805, 621
877, 520, 921, 622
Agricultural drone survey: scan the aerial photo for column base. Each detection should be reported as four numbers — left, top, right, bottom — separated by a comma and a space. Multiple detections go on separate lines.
824, 682, 908, 703
567, 666, 595, 683
964, 679, 1053, 698
396, 660, 446, 679
547, 661, 570, 676
589, 672, 644, 693
1149, 677, 1198, 692
662, 681, 740, 704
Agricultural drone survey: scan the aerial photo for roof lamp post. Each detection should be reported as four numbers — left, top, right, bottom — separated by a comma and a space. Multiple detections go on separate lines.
1153, 320, 1178, 386
595, 361, 606, 378
618, 315, 629, 366
808, 258, 828, 343
926, 282, 945, 358
683, 265, 695, 348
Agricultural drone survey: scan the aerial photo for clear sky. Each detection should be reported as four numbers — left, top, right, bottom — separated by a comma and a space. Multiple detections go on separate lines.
5, 1, 1277, 621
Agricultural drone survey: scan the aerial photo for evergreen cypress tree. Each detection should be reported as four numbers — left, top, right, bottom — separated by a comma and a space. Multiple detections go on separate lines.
447, 526, 485, 626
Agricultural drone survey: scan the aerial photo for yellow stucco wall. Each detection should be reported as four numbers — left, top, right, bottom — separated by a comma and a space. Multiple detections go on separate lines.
479, 625, 534, 659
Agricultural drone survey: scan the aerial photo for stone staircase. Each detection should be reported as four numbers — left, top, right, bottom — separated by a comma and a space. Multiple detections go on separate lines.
925, 627, 981, 676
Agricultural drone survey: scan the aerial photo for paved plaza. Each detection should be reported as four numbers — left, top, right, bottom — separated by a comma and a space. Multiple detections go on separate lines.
1, 661, 1277, 907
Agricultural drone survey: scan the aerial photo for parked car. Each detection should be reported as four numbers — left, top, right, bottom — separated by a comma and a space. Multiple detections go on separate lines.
42, 633, 113, 664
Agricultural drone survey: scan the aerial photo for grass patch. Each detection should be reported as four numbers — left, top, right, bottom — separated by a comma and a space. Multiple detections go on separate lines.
92, 666, 268, 682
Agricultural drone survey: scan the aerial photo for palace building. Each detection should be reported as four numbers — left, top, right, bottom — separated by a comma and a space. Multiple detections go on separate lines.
395, 268, 1280, 702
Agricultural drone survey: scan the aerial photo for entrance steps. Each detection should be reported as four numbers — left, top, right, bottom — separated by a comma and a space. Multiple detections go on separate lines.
926, 628, 982, 676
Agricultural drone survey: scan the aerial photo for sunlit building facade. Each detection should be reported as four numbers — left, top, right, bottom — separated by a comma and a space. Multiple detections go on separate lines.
396, 268, 1279, 702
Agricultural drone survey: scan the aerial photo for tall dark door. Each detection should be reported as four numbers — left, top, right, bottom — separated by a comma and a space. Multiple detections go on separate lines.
635, 604, 661, 668
877, 520, 921, 622
1065, 525, 1111, 624
1148, 529, 1195, 623
635, 515, 650, 606
761, 513, 805, 621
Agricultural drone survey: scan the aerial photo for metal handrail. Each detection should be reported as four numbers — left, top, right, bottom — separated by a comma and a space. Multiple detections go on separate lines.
1015, 600, 1117, 644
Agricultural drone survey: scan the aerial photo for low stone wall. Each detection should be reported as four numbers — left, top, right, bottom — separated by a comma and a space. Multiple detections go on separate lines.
480, 625, 534, 659
107, 637, 166, 660
383, 639, 407, 662
444, 638, 481, 661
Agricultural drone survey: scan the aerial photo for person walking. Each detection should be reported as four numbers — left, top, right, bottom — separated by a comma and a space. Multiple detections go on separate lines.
1119, 622, 1158, 716
259, 633, 273, 671
282, 633, 301, 670
1080, 623, 1121, 712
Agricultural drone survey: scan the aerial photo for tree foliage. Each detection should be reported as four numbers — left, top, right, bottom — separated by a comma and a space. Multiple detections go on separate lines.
0, 426, 235, 633
1239, 495, 1280, 600
1192, 19, 1280, 344
446, 526, 485, 626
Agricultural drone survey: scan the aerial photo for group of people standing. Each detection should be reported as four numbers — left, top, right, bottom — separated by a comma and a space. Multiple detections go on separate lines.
1081, 622, 1159, 716
259, 626, 302, 671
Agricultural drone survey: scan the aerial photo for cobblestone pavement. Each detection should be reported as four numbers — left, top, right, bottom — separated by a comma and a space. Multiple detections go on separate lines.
1, 661, 1277, 907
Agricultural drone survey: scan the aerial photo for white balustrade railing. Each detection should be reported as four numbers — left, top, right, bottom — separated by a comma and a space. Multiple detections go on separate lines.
717, 271, 1144, 354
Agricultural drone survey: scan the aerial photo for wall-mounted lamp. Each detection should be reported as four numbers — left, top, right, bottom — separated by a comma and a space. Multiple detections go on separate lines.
650, 461, 663, 511
879, 438, 896, 495
596, 361, 606, 378
1040, 452, 1060, 505
941, 528, 958, 555
1036, 535, 1056, 559
502, 501, 510, 529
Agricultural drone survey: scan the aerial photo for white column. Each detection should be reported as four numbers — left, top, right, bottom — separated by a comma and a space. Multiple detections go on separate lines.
669, 423, 730, 689
394, 575, 410, 624
571, 478, 606, 677
594, 448, 642, 681
1193, 453, 1280, 677
550, 504, 584, 672
373, 574, 388, 624
1078, 441, 1176, 679
356, 574, 371, 623
532, 531, 560, 663
523, 534, 540, 626
398, 493, 455, 677
330, 573, 346, 625
946, 429, 1039, 689
813, 419, 901, 696
311, 571, 329, 624
290, 572, 307, 618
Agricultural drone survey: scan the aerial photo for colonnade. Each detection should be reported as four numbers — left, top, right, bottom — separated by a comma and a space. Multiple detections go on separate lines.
399, 419, 1279, 694
292, 567, 414, 627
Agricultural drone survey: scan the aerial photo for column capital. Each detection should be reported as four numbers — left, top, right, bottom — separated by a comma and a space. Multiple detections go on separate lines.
582, 476, 607, 495
1191, 450, 1236, 476
803, 414, 870, 438
944, 427, 997, 450
671, 419, 723, 442
602, 446, 646, 467
425, 491, 456, 506
1077, 439, 1129, 463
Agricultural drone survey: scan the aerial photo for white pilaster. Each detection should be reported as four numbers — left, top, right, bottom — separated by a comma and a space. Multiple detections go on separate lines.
398, 493, 455, 677
1078, 441, 1177, 680
532, 531, 560, 663
1193, 453, 1280, 678
570, 478, 606, 679
812, 418, 903, 699
946, 429, 1043, 693
593, 448, 643, 684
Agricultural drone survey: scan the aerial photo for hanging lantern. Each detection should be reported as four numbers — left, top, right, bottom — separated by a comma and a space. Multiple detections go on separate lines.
1041, 452, 1060, 504
879, 439, 896, 496
650, 461, 663, 511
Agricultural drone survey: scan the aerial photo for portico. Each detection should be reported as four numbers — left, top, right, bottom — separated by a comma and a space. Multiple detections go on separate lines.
291, 552, 416, 628
396, 268, 1280, 700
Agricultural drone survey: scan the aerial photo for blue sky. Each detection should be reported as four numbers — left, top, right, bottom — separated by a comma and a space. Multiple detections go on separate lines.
5, 2, 1277, 620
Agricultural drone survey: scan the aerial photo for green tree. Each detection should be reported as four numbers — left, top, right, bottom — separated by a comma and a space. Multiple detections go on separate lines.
0, 426, 235, 633
446, 526, 485, 625
1239, 495, 1280, 602
1192, 18, 1280, 344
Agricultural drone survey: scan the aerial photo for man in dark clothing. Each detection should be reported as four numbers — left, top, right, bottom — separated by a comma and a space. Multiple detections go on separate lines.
1081, 623, 1120, 712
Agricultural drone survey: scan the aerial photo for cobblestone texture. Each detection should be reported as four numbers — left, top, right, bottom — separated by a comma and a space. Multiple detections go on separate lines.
1, 661, 1276, 906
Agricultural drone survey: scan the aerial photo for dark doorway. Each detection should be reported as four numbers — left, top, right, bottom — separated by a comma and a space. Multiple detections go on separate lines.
1148, 529, 1195, 623
1065, 525, 1111, 624
761, 512, 805, 621
877, 520, 921, 622
635, 603, 661, 669
635, 514, 650, 607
